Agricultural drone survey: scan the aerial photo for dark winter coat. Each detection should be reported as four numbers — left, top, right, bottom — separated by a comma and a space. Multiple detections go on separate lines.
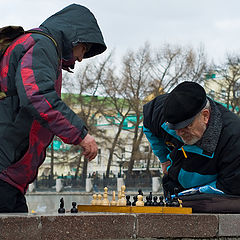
143, 94, 240, 195
0, 4, 106, 194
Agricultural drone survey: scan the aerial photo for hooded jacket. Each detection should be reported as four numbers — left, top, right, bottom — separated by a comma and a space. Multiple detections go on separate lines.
0, 4, 106, 194
143, 94, 240, 195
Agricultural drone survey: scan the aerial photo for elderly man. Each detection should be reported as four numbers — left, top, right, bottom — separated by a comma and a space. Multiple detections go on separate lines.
143, 81, 240, 196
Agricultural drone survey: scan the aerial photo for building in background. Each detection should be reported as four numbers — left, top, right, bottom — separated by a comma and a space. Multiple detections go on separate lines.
38, 97, 160, 180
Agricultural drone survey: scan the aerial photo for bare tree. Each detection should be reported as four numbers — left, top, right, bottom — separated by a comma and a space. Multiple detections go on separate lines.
119, 43, 155, 176
211, 53, 240, 115
62, 53, 113, 182
150, 44, 207, 96
99, 66, 133, 178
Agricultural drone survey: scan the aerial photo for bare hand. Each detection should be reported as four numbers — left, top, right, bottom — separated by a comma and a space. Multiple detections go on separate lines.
161, 161, 171, 175
79, 133, 98, 161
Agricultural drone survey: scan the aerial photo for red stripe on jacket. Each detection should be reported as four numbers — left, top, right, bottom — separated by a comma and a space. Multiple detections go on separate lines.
0, 121, 53, 194
19, 36, 83, 144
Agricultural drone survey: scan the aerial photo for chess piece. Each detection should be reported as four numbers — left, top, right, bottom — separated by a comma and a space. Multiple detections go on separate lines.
117, 190, 122, 206
110, 191, 117, 206
118, 185, 127, 206
172, 188, 180, 207
102, 187, 110, 206
159, 196, 165, 206
138, 189, 143, 196
126, 195, 131, 206
165, 192, 173, 207
172, 198, 180, 207
71, 202, 78, 213
96, 193, 102, 205
136, 194, 144, 206
153, 196, 158, 206
149, 192, 153, 205
173, 188, 183, 208
144, 196, 151, 206
178, 199, 183, 208
58, 197, 65, 213
91, 194, 98, 205
132, 195, 137, 206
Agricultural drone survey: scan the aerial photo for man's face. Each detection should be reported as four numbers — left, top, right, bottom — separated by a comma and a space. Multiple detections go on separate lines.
72, 43, 87, 62
175, 109, 210, 145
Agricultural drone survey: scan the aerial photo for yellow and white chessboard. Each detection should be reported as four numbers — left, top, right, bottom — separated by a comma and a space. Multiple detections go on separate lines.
77, 205, 192, 214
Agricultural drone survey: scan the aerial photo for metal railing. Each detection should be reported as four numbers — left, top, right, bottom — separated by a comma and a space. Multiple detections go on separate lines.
33, 174, 161, 192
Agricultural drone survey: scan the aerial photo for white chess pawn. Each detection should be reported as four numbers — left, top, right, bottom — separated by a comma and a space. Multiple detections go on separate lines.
136, 194, 144, 206
102, 187, 110, 206
96, 193, 102, 205
118, 185, 127, 206
91, 194, 97, 205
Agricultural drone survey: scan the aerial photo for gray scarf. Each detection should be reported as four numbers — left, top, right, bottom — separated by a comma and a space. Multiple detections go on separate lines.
196, 98, 222, 153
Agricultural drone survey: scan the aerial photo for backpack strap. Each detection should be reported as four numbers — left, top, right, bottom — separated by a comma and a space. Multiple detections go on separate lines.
0, 30, 61, 100
25, 30, 61, 59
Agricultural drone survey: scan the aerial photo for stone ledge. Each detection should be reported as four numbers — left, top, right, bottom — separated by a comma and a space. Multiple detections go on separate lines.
219, 214, 240, 236
0, 213, 240, 240
137, 214, 218, 238
41, 214, 136, 240
0, 215, 41, 240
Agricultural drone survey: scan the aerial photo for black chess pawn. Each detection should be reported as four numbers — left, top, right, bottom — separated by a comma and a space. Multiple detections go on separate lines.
171, 198, 180, 207
172, 188, 180, 207
126, 195, 131, 206
132, 195, 137, 206
58, 197, 65, 213
71, 202, 78, 213
165, 192, 173, 207
153, 196, 158, 206
158, 196, 165, 206
138, 189, 143, 196
144, 196, 151, 206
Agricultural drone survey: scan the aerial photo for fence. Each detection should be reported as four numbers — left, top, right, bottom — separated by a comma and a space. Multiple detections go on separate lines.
33, 174, 161, 193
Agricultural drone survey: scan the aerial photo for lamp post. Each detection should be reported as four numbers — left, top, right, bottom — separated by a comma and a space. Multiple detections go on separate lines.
117, 153, 125, 178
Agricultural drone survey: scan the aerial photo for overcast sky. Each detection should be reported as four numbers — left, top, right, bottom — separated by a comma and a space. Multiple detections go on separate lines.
2, 0, 240, 65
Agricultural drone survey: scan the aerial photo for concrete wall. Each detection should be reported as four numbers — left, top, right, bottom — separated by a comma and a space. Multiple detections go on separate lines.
1, 213, 240, 240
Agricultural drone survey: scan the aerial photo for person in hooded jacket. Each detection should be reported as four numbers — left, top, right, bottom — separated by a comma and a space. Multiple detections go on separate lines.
143, 81, 240, 198
0, 4, 107, 213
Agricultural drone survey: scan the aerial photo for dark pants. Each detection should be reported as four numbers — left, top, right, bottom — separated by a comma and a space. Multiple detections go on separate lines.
0, 179, 28, 213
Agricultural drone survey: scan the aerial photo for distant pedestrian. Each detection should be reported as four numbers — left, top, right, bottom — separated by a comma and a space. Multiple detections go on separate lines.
92, 172, 99, 192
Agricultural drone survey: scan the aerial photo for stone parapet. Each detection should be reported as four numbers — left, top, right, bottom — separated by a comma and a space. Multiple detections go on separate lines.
0, 213, 240, 240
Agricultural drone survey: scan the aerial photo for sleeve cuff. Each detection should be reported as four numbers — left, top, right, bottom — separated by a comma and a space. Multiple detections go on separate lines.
80, 126, 88, 141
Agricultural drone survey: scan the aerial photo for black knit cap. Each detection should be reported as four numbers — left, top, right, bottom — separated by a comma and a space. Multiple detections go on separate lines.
163, 81, 207, 130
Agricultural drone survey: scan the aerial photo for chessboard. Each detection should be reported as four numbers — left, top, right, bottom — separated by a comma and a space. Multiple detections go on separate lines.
76, 185, 192, 214
57, 185, 192, 215
77, 205, 192, 214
